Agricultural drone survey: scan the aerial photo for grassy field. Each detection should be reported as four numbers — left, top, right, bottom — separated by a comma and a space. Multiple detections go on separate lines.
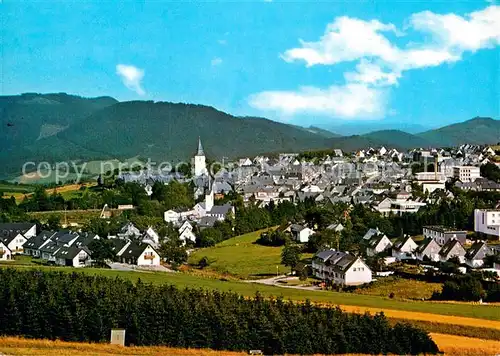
2, 183, 96, 202
1, 262, 498, 322
188, 229, 312, 279
1, 334, 499, 356
354, 277, 442, 300
28, 209, 102, 226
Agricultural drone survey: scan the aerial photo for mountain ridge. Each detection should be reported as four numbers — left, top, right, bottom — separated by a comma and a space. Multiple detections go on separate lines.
1, 92, 498, 178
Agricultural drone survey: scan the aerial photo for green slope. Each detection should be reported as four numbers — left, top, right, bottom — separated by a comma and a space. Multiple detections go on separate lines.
362, 130, 433, 150
418, 117, 500, 147
58, 101, 333, 163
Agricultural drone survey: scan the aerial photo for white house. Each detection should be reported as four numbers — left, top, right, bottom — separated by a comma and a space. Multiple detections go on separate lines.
366, 234, 392, 257
178, 221, 196, 244
391, 236, 418, 260
312, 250, 372, 286
474, 209, 500, 239
464, 242, 492, 268
289, 224, 315, 243
141, 227, 161, 248
116, 241, 161, 266
439, 239, 466, 263
415, 238, 441, 262
54, 246, 91, 267
326, 223, 344, 233
0, 241, 12, 261
0, 231, 28, 255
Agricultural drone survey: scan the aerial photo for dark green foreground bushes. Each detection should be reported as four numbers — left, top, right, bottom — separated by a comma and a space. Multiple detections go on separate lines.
0, 269, 439, 354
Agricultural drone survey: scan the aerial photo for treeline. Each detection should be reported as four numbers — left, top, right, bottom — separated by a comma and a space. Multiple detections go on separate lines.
432, 274, 500, 302
0, 269, 439, 355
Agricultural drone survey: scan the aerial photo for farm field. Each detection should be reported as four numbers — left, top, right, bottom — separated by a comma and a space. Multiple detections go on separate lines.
28, 209, 102, 226
0, 334, 499, 356
353, 276, 442, 300
188, 229, 313, 279
2, 183, 96, 202
1, 263, 498, 322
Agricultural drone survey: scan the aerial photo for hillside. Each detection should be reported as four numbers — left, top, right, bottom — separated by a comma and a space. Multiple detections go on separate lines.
418, 117, 500, 147
1, 93, 498, 179
362, 130, 433, 150
57, 101, 332, 163
0, 93, 118, 176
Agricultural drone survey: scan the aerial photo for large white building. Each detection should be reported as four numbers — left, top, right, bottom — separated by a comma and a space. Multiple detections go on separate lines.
474, 209, 500, 239
453, 166, 480, 183
312, 250, 372, 286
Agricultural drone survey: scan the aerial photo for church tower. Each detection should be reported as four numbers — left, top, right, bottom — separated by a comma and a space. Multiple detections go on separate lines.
193, 137, 206, 177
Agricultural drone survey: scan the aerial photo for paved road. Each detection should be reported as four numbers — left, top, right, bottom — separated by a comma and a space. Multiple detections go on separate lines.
245, 276, 321, 291
108, 262, 174, 273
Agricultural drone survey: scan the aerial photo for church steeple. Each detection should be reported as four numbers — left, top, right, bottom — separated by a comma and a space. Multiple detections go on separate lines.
196, 137, 204, 156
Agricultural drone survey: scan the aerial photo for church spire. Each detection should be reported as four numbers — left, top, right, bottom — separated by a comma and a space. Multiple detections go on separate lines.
197, 137, 204, 156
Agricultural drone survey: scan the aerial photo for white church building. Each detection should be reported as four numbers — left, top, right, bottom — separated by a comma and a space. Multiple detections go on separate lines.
192, 137, 207, 177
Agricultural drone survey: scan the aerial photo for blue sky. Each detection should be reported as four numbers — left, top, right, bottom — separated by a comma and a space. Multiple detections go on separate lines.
2, 0, 499, 130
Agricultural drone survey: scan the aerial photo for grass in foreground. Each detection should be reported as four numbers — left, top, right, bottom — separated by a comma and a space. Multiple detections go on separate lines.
1, 335, 499, 356
1, 263, 499, 322
188, 229, 312, 279
354, 277, 442, 300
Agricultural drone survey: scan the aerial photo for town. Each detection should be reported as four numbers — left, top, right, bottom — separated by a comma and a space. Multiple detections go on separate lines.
1, 139, 499, 302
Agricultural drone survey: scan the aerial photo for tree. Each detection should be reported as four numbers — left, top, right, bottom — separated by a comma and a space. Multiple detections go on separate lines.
45, 214, 61, 230
158, 237, 188, 266
281, 241, 302, 273
88, 239, 116, 266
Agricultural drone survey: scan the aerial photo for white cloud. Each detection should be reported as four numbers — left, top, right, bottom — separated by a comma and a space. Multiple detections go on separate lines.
116, 64, 145, 96
249, 5, 500, 119
410, 6, 500, 52
281, 17, 400, 66
217, 39, 227, 45
248, 83, 387, 119
211, 57, 223, 66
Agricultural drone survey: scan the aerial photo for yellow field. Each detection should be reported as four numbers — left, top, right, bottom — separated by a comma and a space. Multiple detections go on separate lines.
430, 333, 500, 355
338, 305, 500, 331
4, 183, 95, 202
1, 335, 499, 355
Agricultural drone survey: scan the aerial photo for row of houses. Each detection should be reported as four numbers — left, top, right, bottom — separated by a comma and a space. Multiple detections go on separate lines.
365, 225, 496, 268
0, 222, 162, 267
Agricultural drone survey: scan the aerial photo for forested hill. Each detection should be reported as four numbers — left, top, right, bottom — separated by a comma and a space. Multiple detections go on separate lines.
58, 101, 334, 163
0, 92, 498, 179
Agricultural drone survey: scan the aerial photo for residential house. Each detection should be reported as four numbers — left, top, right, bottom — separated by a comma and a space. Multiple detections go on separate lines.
178, 221, 196, 244
439, 239, 466, 263
423, 226, 467, 246
0, 230, 28, 255
141, 227, 161, 248
288, 224, 315, 243
464, 242, 492, 268
366, 234, 392, 257
392, 235, 418, 260
326, 223, 344, 233
54, 245, 92, 267
0, 222, 37, 239
474, 209, 500, 239
24, 231, 56, 257
115, 241, 161, 266
0, 241, 12, 261
362, 227, 381, 240
415, 238, 441, 262
312, 249, 372, 286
